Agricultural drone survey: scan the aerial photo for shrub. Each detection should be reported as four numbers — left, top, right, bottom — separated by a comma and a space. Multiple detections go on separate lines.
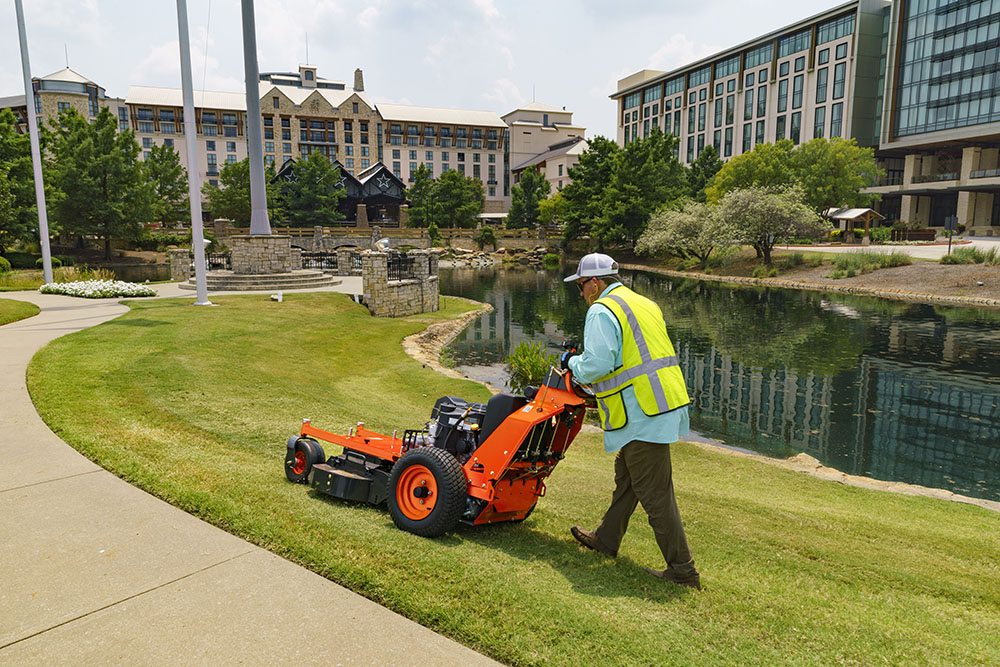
869, 227, 892, 244
768, 268, 778, 277
504, 341, 557, 394
2, 252, 40, 269
0, 256, 10, 273
778, 252, 805, 270
542, 253, 560, 270
473, 225, 497, 251
37, 256, 62, 269
427, 222, 442, 246
941, 246, 1000, 265
829, 251, 911, 278
752, 265, 769, 279
830, 229, 842, 240
54, 254, 75, 267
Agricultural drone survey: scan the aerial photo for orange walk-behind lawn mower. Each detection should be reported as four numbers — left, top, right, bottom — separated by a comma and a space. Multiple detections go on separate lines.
283, 367, 589, 537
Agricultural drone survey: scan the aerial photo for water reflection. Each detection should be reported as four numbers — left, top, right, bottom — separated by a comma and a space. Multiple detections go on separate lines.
440, 267, 1000, 501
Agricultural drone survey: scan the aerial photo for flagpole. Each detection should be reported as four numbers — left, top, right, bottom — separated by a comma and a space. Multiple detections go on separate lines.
14, 0, 54, 284
240, 0, 271, 235
175, 0, 211, 305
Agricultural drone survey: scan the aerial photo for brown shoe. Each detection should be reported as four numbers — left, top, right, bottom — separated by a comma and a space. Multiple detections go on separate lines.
644, 567, 702, 590
570, 526, 617, 557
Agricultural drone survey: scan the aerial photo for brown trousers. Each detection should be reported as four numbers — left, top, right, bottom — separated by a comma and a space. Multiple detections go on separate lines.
594, 439, 697, 577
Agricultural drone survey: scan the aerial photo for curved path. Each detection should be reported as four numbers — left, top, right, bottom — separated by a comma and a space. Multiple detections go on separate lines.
0, 283, 497, 665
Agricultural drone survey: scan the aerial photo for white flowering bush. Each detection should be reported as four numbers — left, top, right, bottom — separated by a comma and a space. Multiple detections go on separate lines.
39, 280, 157, 299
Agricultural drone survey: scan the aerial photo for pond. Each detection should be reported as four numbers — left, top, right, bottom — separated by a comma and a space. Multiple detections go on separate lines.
107, 264, 172, 283
440, 267, 1000, 502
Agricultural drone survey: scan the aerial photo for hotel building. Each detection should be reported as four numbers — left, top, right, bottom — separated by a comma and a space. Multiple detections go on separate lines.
501, 103, 587, 204
612, 0, 1000, 232
0, 67, 125, 135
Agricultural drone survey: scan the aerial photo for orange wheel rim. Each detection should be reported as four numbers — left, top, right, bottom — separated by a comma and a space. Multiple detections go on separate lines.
396, 464, 438, 520
292, 450, 307, 475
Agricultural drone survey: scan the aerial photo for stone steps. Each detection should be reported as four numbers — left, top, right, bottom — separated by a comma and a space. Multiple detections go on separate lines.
178, 270, 342, 292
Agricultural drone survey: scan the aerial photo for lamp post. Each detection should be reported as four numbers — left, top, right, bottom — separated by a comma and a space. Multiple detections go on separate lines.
176, 0, 211, 305
14, 0, 54, 284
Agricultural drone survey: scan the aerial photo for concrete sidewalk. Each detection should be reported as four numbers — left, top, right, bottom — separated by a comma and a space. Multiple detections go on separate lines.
0, 285, 497, 665
776, 237, 1000, 260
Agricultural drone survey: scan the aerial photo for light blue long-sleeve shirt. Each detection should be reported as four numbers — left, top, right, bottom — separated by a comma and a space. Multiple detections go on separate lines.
568, 282, 690, 453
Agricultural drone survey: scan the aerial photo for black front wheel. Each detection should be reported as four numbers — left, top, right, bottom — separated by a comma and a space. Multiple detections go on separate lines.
285, 439, 325, 483
388, 447, 467, 537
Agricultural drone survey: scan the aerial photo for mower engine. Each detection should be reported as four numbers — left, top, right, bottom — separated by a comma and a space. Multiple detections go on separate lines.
428, 396, 487, 463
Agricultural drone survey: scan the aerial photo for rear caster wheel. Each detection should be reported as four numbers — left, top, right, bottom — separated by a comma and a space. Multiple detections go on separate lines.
388, 447, 466, 537
285, 439, 325, 483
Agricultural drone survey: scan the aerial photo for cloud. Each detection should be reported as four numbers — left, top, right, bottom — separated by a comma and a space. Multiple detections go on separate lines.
472, 0, 500, 22
130, 30, 242, 93
481, 78, 523, 111
647, 34, 721, 72
357, 6, 380, 29
500, 46, 515, 72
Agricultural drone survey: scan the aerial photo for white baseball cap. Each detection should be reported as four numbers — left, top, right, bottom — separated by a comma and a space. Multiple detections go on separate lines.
563, 253, 619, 282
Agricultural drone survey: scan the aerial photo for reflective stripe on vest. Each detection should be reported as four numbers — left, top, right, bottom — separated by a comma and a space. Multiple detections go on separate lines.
599, 293, 674, 413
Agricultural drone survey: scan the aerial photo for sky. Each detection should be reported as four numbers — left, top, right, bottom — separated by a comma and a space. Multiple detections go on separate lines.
2, 0, 840, 140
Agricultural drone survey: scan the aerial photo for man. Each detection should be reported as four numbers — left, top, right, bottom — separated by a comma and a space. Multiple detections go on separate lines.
562, 252, 700, 590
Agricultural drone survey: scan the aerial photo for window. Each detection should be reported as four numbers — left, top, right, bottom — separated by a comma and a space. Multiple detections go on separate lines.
778, 28, 811, 58
224, 127, 236, 137
817, 13, 854, 45
139, 122, 154, 133
473, 164, 480, 178
118, 107, 128, 121
830, 103, 843, 138
664, 77, 684, 97
273, 97, 279, 108
227, 141, 236, 152
689, 65, 711, 88
745, 73, 755, 88
687, 136, 695, 163
265, 141, 274, 153
159, 110, 175, 122
142, 137, 153, 149
226, 155, 236, 164
776, 115, 786, 140
742, 124, 752, 152
137, 108, 154, 121
644, 106, 650, 119
697, 133, 705, 156
558, 164, 563, 177
715, 54, 740, 79
283, 143, 291, 153
361, 159, 369, 168
143, 151, 151, 160
727, 79, 735, 93
814, 107, 825, 138
689, 91, 696, 104
816, 68, 828, 104
265, 155, 275, 167
346, 158, 354, 168
778, 80, 788, 112
794, 56, 805, 72
305, 71, 314, 81
713, 130, 721, 153
715, 83, 723, 96
757, 86, 767, 117
759, 69, 767, 84
790, 112, 801, 144
688, 107, 696, 133
724, 127, 733, 156
714, 99, 723, 127
744, 89, 754, 121
699, 88, 707, 101
205, 141, 215, 151
162, 123, 175, 135
361, 122, 368, 132
726, 95, 734, 124
755, 120, 765, 144
264, 128, 273, 139
818, 48, 829, 65
833, 62, 846, 99
779, 62, 789, 77
473, 153, 481, 163
207, 154, 217, 165
345, 133, 353, 144
457, 152, 465, 162
222, 113, 236, 125
282, 129, 290, 141
624, 125, 630, 143
392, 149, 400, 159
698, 103, 706, 131
407, 137, 418, 146
361, 147, 369, 157
353, 103, 359, 113
745, 42, 773, 69
488, 154, 495, 163
458, 164, 465, 176
88, 100, 99, 117
390, 136, 402, 146
792, 75, 803, 109
425, 151, 432, 161
624, 92, 641, 109
344, 146, 353, 156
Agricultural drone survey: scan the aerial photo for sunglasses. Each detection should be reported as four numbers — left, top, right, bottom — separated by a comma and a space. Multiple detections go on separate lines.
576, 278, 593, 293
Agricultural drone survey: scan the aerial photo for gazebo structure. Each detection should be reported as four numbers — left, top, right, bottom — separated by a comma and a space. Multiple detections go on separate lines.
824, 208, 886, 244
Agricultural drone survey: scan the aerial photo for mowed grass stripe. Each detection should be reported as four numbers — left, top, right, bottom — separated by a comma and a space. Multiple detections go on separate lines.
27, 292, 1000, 666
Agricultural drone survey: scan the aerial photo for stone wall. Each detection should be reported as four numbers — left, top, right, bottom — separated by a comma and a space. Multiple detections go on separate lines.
168, 248, 191, 281
361, 250, 439, 317
228, 235, 300, 274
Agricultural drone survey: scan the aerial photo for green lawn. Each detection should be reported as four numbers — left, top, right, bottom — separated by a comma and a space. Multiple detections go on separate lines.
27, 293, 1000, 665
0, 297, 40, 325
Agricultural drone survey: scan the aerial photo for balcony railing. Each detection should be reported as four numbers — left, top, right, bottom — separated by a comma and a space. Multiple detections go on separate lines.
971, 168, 1000, 179
912, 171, 959, 183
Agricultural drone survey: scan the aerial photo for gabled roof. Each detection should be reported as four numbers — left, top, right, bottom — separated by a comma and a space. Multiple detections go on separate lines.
260, 81, 373, 109
126, 86, 247, 111
40, 67, 95, 85
511, 101, 566, 113
823, 207, 886, 221
512, 136, 588, 172
375, 103, 506, 128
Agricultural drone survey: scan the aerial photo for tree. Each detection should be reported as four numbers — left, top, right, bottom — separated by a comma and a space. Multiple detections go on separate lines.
636, 200, 723, 268
280, 151, 345, 226
791, 137, 882, 214
705, 140, 796, 203
714, 186, 831, 265
143, 143, 189, 225
595, 128, 687, 249
434, 169, 483, 228
538, 191, 566, 228
507, 166, 551, 229
48, 107, 153, 260
405, 163, 434, 227
561, 136, 619, 248
0, 109, 43, 253
686, 144, 723, 202
202, 158, 282, 226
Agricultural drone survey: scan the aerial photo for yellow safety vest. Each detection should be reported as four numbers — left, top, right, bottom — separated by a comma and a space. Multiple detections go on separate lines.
591, 286, 690, 431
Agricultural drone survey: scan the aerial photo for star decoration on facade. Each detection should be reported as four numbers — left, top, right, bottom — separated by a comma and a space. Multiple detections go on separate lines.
335, 177, 347, 189
376, 174, 391, 190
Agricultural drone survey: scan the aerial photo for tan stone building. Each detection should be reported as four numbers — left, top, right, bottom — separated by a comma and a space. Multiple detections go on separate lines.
0, 67, 124, 134
501, 102, 586, 204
